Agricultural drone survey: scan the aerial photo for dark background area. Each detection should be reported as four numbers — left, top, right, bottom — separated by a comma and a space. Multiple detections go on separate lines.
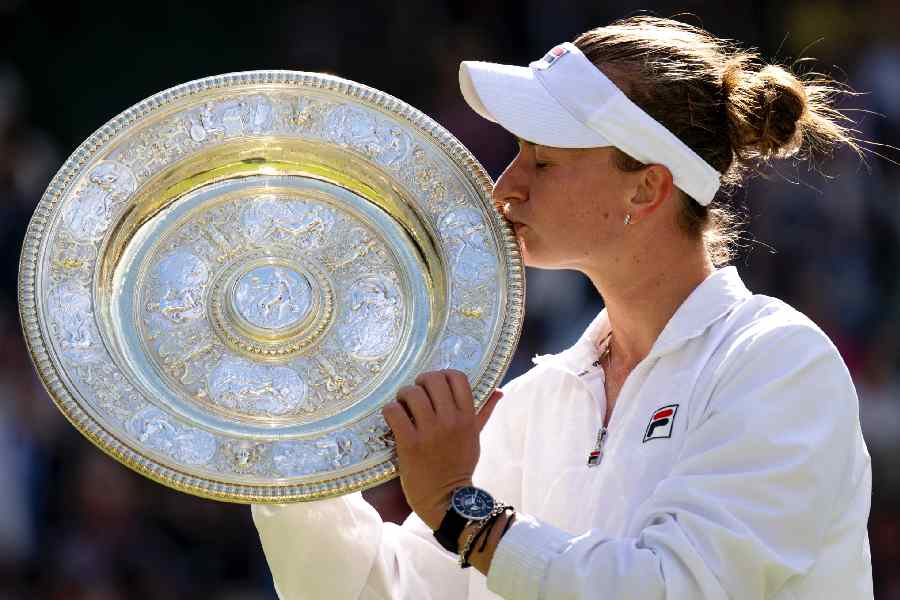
2, 1, 899, 598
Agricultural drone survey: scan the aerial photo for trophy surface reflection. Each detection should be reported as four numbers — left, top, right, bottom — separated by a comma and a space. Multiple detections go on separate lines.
19, 71, 524, 503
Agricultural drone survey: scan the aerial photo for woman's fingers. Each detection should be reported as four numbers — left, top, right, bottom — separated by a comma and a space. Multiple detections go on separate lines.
396, 384, 435, 431
415, 371, 458, 417
444, 369, 476, 415
381, 400, 415, 441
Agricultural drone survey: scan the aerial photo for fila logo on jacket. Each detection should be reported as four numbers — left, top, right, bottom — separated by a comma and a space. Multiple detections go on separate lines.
643, 404, 679, 442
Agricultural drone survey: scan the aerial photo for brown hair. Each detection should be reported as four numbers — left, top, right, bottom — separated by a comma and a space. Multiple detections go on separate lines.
574, 16, 863, 266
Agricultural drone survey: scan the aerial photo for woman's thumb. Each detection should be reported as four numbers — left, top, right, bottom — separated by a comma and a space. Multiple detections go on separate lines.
475, 388, 504, 432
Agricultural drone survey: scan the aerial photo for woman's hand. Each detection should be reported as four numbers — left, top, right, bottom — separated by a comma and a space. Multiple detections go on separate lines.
381, 369, 504, 530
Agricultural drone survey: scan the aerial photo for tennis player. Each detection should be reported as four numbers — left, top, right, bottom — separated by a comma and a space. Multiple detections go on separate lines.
253, 16, 874, 599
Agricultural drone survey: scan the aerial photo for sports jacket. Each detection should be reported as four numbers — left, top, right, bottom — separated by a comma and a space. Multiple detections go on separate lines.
252, 266, 874, 599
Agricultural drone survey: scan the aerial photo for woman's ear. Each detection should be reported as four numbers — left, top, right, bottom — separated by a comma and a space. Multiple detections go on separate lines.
627, 164, 674, 220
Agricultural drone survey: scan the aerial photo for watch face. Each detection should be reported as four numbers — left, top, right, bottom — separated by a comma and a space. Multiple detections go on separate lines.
451, 486, 494, 520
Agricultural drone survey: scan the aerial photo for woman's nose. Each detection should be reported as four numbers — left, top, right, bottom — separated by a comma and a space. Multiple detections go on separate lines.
492, 159, 528, 212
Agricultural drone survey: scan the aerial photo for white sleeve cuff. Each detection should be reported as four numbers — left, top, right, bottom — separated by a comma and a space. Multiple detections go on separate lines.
252, 492, 382, 599
486, 511, 572, 600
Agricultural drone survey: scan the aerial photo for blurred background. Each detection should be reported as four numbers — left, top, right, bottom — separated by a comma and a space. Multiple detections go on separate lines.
1, 0, 899, 598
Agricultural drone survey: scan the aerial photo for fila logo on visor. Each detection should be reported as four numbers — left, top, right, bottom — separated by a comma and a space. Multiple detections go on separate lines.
643, 404, 679, 442
534, 45, 569, 70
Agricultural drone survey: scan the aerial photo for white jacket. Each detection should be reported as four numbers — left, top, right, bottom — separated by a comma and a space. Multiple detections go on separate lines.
252, 266, 874, 599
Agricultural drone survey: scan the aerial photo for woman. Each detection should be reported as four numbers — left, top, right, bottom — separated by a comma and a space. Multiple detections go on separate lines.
252, 16, 873, 599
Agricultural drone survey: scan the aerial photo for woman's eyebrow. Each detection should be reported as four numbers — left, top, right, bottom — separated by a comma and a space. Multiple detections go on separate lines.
515, 136, 571, 156
514, 136, 535, 148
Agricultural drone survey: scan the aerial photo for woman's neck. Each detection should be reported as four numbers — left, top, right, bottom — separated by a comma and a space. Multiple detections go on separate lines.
586, 243, 715, 369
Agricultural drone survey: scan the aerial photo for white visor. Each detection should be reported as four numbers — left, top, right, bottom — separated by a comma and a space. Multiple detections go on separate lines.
459, 42, 721, 206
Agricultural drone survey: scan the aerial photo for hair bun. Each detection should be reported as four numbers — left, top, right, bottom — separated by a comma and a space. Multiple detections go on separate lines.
722, 59, 808, 160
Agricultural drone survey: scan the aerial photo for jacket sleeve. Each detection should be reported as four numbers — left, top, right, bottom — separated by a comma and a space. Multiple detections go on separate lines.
486, 324, 864, 600
252, 492, 465, 600
251, 369, 533, 600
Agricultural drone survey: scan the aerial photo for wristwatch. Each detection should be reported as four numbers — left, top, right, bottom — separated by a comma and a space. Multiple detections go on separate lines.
433, 485, 496, 554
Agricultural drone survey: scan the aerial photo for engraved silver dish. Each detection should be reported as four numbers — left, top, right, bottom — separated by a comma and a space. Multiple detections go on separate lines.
18, 71, 524, 503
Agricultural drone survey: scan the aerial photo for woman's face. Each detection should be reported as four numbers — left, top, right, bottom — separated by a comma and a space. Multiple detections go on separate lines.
493, 139, 643, 271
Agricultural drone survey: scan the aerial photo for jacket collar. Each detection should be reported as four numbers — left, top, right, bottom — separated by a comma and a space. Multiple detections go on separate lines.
531, 266, 752, 373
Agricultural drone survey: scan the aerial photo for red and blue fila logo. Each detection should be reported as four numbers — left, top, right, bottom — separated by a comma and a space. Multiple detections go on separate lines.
643, 404, 678, 442
534, 45, 569, 70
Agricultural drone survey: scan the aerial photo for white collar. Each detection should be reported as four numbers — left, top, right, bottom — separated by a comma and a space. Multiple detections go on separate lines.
532, 266, 752, 373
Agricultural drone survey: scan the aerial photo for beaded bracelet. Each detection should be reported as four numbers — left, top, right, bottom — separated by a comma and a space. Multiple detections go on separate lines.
457, 503, 507, 568
479, 506, 515, 553
458, 504, 515, 568
463, 506, 516, 568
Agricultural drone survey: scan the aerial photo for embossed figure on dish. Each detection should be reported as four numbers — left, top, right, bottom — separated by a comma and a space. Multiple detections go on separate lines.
49, 283, 102, 363
126, 407, 217, 466
207, 354, 316, 417
240, 196, 337, 250
146, 250, 210, 324
439, 207, 497, 286
338, 274, 404, 360
61, 161, 137, 242
233, 265, 313, 331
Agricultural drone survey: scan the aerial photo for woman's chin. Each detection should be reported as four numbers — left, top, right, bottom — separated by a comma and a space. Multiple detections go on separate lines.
520, 246, 541, 268
512, 226, 550, 269
520, 247, 567, 270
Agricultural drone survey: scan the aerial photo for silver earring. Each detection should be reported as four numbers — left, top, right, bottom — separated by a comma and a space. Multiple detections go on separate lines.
624, 214, 632, 225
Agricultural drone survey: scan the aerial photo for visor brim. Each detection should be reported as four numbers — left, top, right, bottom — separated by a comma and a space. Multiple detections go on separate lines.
458, 60, 611, 149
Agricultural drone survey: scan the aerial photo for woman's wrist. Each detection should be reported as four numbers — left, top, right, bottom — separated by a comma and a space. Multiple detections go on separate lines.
457, 508, 516, 575
457, 503, 511, 567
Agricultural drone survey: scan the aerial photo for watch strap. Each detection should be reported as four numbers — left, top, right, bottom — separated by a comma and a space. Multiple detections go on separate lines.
433, 506, 469, 554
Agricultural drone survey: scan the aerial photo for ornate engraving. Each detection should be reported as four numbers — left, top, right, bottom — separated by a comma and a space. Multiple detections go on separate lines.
434, 334, 482, 372
207, 354, 314, 417
440, 208, 497, 286
126, 407, 217, 466
208, 255, 334, 359
49, 233, 98, 284
271, 413, 394, 477
199, 95, 275, 138
146, 251, 210, 324
315, 431, 369, 468
326, 105, 383, 157
338, 274, 403, 359
284, 95, 325, 129
272, 440, 324, 476
61, 161, 136, 241
48, 282, 103, 362
321, 226, 388, 273
272, 432, 367, 477
76, 361, 144, 425
356, 413, 395, 453
233, 265, 312, 331
376, 126, 412, 168
324, 104, 415, 169
240, 196, 336, 249
310, 353, 357, 399
222, 440, 267, 474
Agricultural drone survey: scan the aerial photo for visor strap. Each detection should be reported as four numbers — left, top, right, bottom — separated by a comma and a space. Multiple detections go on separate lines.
530, 42, 721, 206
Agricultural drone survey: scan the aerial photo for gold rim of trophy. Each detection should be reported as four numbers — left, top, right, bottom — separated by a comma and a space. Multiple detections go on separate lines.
18, 70, 525, 503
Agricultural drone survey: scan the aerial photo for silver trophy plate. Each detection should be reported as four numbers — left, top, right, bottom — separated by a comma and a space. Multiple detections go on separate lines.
18, 71, 524, 503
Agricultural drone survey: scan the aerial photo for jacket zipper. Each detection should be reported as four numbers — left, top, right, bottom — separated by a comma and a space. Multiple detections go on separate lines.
586, 332, 613, 468
587, 425, 608, 467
